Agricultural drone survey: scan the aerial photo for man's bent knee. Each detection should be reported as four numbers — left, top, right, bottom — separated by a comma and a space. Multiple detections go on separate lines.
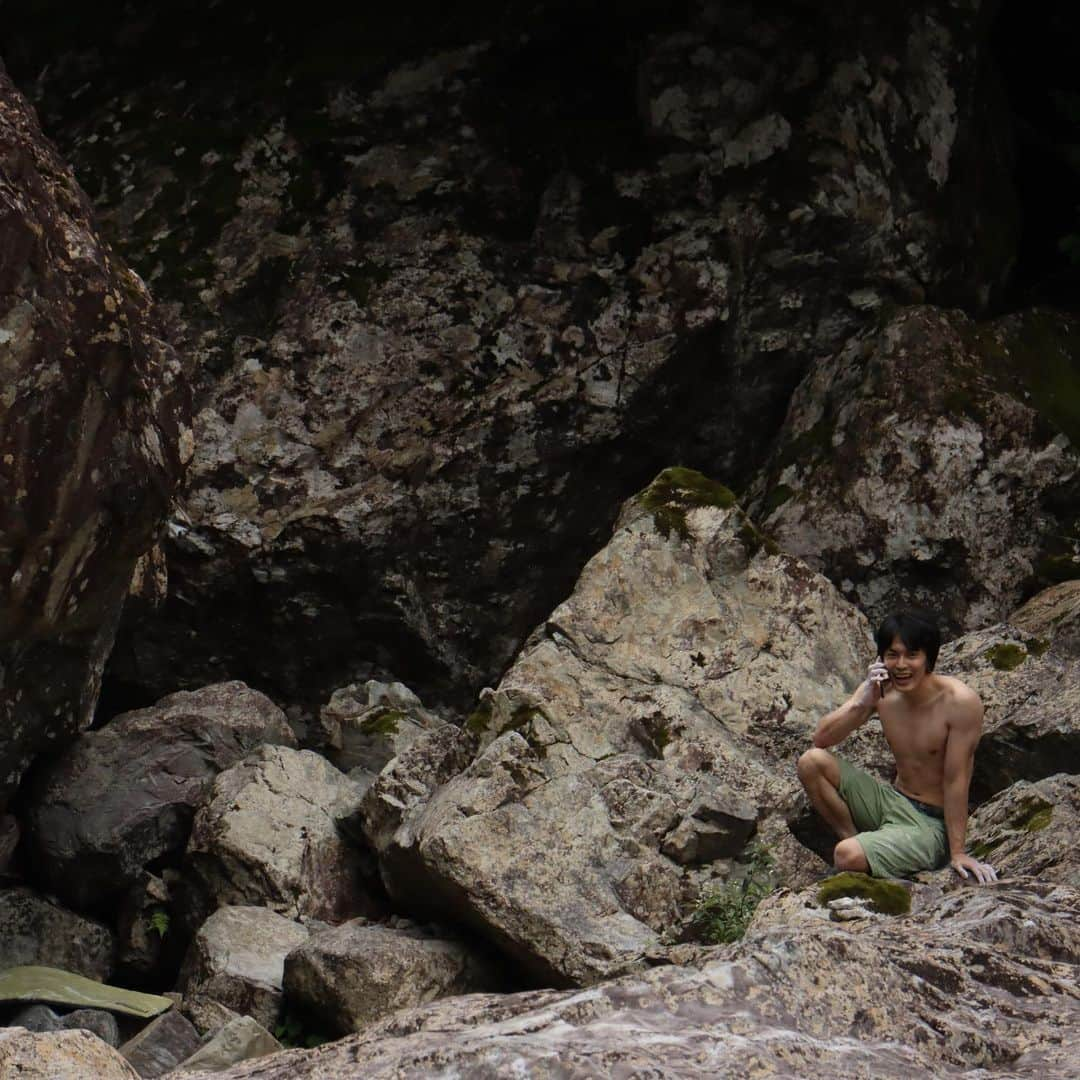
833, 837, 869, 873
797, 747, 837, 786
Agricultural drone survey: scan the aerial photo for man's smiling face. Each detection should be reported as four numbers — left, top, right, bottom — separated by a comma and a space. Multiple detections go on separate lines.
881, 635, 929, 693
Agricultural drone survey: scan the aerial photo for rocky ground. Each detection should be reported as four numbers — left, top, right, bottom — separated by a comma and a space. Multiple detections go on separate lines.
0, 0, 1078, 1077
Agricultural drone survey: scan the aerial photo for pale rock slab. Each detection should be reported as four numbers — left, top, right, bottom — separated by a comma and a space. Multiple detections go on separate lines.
179, 906, 310, 1032
283, 919, 500, 1035
185, 746, 377, 923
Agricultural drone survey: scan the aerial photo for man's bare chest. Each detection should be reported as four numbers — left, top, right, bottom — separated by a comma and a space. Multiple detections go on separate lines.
880, 706, 950, 762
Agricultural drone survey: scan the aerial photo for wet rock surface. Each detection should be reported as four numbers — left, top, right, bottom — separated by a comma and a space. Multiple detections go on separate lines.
0, 69, 190, 805
22, 682, 296, 910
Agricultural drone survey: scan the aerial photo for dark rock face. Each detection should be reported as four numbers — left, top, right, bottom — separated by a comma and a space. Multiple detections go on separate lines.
0, 888, 114, 980
21, 682, 296, 911
0, 70, 190, 803
747, 307, 1080, 633
7, 2, 1014, 709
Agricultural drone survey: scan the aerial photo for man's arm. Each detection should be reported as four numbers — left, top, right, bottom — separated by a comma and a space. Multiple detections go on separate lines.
813, 662, 885, 748
942, 690, 997, 884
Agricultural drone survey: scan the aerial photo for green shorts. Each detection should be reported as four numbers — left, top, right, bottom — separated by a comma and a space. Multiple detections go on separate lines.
837, 758, 949, 879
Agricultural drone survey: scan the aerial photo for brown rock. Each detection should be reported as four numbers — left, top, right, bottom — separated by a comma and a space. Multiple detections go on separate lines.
119, 1010, 202, 1079
0, 69, 190, 804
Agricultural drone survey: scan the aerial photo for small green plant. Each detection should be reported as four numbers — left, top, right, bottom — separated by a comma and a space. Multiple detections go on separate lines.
686, 842, 775, 944
274, 1012, 331, 1050
147, 910, 170, 939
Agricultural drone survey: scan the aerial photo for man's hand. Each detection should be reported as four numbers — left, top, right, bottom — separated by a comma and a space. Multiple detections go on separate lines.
853, 661, 889, 708
950, 853, 998, 884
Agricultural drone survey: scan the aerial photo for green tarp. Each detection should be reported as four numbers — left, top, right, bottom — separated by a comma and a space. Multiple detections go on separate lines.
0, 966, 173, 1018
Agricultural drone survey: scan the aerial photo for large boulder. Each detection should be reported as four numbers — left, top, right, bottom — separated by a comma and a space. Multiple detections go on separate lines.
964, 774, 1080, 885
935, 581, 1080, 800
282, 919, 500, 1035
361, 470, 873, 985
172, 882, 1080, 1079
0, 1027, 139, 1080
22, 683, 297, 910
0, 69, 189, 805
0, 888, 114, 980
8, 3, 1013, 709
184, 746, 379, 923
179, 906, 310, 1032
747, 307, 1080, 633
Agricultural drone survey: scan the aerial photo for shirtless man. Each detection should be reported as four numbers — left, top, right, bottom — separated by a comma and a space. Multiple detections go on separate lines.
798, 610, 997, 883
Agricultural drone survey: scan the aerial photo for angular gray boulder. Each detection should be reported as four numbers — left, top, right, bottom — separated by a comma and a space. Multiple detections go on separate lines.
283, 919, 499, 1035
179, 906, 310, 1032
22, 683, 296, 909
0, 69, 190, 806
747, 307, 1080, 633
185, 746, 378, 922
361, 470, 873, 985
965, 774, 1079, 886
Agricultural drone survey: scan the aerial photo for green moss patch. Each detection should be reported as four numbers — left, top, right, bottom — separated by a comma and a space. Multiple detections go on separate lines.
359, 708, 404, 736
464, 698, 493, 735
817, 872, 911, 915
637, 467, 737, 541
985, 643, 1028, 671
1011, 796, 1054, 832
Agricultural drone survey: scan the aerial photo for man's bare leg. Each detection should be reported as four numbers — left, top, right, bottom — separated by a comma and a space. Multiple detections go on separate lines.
797, 748, 857, 840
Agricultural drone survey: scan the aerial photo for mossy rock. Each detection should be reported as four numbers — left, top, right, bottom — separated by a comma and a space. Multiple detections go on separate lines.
1010, 795, 1053, 832
359, 708, 405, 736
816, 872, 911, 916
637, 467, 737, 541
984, 643, 1028, 671
464, 698, 493, 735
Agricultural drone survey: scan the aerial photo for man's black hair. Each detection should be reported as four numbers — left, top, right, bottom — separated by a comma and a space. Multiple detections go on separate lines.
875, 610, 941, 671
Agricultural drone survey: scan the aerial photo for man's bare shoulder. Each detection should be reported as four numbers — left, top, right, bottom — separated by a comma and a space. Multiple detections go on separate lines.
936, 675, 983, 724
